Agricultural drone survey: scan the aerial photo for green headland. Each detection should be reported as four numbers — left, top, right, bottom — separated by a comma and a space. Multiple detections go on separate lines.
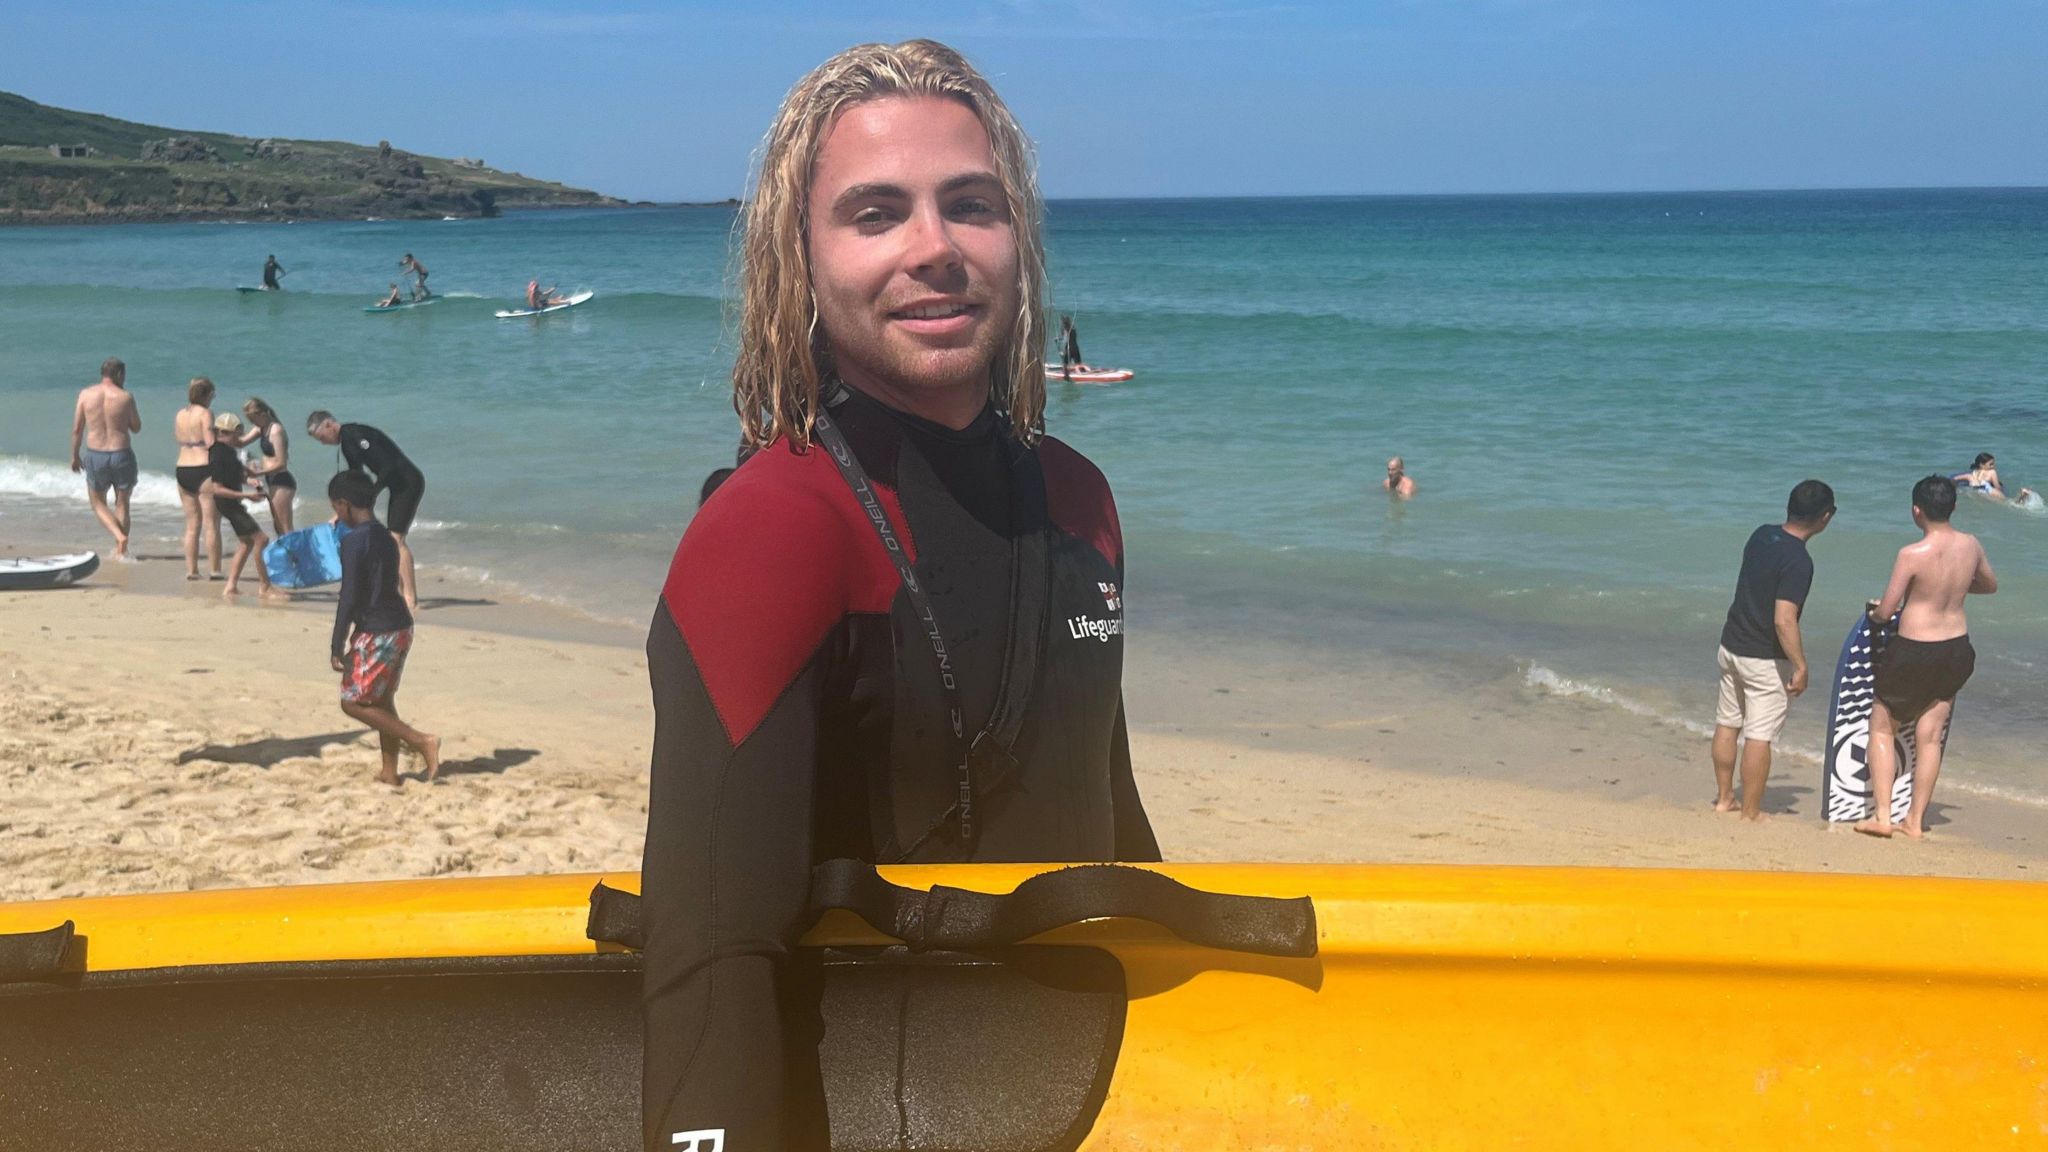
0, 90, 625, 224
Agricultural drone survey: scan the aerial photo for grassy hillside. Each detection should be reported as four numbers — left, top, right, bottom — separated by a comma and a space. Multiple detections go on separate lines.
0, 90, 624, 224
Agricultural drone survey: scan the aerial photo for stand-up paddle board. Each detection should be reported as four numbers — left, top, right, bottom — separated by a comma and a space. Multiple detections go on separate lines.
1043, 362, 1134, 384
364, 297, 438, 313
496, 290, 594, 318
1822, 610, 1950, 824
235, 286, 280, 294
263, 522, 352, 589
0, 552, 99, 591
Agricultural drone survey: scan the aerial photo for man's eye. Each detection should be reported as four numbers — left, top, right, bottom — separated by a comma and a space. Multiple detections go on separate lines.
951, 198, 997, 218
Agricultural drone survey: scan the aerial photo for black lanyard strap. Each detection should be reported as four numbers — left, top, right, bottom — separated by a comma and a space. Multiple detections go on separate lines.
811, 395, 1048, 859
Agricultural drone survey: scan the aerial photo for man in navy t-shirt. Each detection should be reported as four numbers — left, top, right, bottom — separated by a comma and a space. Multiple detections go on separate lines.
1712, 479, 1835, 820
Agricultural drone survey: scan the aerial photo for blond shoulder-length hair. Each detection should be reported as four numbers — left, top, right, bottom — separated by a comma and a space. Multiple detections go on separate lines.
732, 39, 1048, 450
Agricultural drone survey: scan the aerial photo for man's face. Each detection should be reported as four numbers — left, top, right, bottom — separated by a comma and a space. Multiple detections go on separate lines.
806, 95, 1019, 401
311, 420, 339, 446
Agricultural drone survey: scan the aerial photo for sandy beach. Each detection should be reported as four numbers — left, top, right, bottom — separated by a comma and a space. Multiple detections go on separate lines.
3, 544, 2038, 904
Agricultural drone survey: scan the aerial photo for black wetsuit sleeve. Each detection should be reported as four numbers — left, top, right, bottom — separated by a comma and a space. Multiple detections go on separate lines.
1109, 700, 1161, 861
333, 532, 363, 662
642, 607, 828, 1152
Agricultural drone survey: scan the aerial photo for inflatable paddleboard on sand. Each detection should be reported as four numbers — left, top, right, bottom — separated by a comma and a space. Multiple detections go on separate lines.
1822, 610, 1951, 824
497, 290, 595, 318
1043, 362, 1135, 384
0, 552, 99, 591
4, 863, 2048, 1149
262, 522, 351, 589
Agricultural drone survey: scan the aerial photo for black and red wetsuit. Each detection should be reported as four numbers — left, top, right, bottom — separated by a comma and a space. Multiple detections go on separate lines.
641, 386, 1158, 1150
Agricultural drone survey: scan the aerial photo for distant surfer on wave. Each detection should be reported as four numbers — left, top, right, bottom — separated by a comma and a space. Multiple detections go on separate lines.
261, 254, 286, 291
1711, 480, 1833, 821
1382, 455, 1416, 500
1854, 474, 1997, 841
640, 40, 1157, 1151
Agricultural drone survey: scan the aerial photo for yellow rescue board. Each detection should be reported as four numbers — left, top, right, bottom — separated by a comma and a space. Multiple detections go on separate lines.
5, 864, 2046, 1149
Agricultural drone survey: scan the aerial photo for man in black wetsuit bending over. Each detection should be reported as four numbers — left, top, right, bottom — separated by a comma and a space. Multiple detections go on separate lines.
642, 39, 1158, 1152
306, 410, 426, 612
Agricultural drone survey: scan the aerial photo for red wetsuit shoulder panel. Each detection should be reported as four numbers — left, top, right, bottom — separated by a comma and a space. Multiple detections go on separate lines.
1037, 435, 1122, 570
660, 439, 912, 745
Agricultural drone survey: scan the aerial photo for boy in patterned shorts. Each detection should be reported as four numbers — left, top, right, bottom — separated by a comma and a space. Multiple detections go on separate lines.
329, 471, 440, 785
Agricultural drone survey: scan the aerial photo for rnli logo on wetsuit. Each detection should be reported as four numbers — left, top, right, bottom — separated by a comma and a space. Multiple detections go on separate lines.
671, 1130, 724, 1151
1069, 583, 1123, 643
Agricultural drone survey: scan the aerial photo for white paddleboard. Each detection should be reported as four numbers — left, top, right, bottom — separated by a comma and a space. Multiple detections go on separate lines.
497, 290, 594, 318
1043, 362, 1134, 384
0, 552, 100, 591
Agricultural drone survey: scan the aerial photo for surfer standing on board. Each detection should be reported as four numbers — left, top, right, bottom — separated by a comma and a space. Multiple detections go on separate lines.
261, 254, 286, 291
399, 253, 429, 300
639, 40, 1158, 1151
1711, 480, 1834, 821
69, 356, 142, 561
1854, 474, 1997, 841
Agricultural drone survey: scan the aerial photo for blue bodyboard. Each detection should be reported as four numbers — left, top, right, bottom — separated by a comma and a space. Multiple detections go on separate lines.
264, 522, 351, 589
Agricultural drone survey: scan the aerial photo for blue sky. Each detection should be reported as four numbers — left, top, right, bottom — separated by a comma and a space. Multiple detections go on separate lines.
6, 1, 2046, 200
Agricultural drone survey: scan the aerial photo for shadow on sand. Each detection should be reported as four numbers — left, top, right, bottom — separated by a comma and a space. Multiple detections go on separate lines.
177, 730, 364, 767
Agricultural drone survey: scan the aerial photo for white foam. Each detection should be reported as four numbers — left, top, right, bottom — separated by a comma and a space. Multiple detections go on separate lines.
1522, 661, 1823, 764
0, 454, 184, 510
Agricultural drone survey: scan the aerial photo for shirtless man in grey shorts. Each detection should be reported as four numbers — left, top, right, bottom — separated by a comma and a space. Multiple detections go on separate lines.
70, 357, 142, 561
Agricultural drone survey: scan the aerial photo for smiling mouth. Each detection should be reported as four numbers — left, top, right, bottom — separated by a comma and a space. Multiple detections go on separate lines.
889, 302, 977, 320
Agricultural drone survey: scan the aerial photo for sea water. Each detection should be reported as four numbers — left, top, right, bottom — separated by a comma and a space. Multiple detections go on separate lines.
2, 191, 2045, 800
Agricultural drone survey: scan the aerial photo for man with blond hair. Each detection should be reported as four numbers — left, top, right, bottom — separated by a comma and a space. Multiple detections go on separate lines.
641, 39, 1157, 1149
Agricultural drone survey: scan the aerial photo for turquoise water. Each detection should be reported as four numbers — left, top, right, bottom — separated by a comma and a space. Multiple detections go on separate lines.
3, 192, 2046, 799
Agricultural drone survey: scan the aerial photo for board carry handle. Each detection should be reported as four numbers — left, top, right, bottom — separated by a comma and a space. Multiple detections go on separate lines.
0, 920, 76, 984
589, 862, 1318, 958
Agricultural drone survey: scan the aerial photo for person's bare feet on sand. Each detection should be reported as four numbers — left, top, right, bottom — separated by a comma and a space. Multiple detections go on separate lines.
1712, 797, 1739, 813
375, 768, 401, 788
259, 586, 288, 602
1739, 810, 1770, 824
420, 733, 442, 782
1896, 822, 1926, 840
221, 585, 241, 600
1853, 818, 1895, 838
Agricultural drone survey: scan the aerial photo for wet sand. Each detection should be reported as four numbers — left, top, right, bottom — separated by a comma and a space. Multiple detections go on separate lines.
1, 548, 2038, 902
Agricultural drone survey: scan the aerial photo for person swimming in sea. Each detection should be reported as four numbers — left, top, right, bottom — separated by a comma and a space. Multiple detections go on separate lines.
1952, 453, 2004, 499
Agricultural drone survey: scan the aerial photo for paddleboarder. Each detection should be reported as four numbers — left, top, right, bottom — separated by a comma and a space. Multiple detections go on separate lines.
374, 283, 403, 309
306, 411, 426, 613
1057, 312, 1084, 378
525, 279, 568, 310
399, 253, 429, 300
640, 40, 1158, 1151
261, 254, 286, 291
1854, 474, 1998, 841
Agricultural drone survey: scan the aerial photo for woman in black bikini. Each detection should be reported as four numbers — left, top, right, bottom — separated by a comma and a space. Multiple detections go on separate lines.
235, 396, 297, 535
174, 377, 221, 580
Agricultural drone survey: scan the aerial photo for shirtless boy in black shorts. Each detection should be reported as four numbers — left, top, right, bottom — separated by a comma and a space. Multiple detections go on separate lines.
1855, 474, 1998, 840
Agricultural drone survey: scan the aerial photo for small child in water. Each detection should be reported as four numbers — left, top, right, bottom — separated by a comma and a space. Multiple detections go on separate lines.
328, 470, 439, 785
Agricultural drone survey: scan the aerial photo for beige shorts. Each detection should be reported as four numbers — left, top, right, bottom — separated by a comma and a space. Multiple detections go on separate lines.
1716, 645, 1795, 742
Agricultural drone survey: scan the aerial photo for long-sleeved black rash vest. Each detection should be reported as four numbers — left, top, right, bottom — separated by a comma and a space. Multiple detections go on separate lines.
642, 388, 1159, 1150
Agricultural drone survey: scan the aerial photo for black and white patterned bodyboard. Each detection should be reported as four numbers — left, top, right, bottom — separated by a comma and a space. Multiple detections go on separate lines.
1822, 612, 1952, 824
